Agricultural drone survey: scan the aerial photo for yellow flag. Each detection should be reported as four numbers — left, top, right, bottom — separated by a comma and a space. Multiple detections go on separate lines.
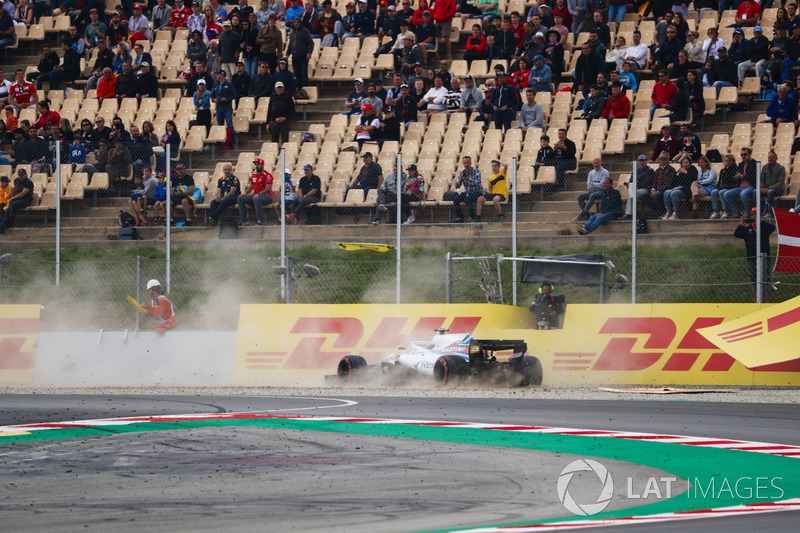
335, 242, 395, 252
126, 295, 148, 315
698, 295, 800, 368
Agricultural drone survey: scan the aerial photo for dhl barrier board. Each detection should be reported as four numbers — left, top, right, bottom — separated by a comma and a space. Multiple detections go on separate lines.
235, 303, 800, 386
0, 305, 41, 384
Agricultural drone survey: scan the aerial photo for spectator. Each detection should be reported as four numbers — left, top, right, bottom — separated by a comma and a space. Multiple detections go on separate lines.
84, 40, 115, 96
238, 157, 274, 226
186, 61, 214, 97
601, 83, 629, 120
763, 84, 793, 125
651, 125, 680, 161
415, 9, 436, 63
690, 154, 718, 218
665, 78, 690, 122
130, 125, 154, 178
735, 207, 775, 302
738, 26, 770, 82
701, 27, 724, 62
399, 164, 425, 224
231, 0, 254, 21
0, 175, 11, 212
552, 128, 576, 189
266, 81, 295, 142
89, 116, 112, 148
0, 4, 15, 52
288, 17, 314, 89
588, 10, 609, 47
207, 163, 241, 225
673, 122, 701, 161
397, 33, 423, 76
116, 61, 138, 100
354, 103, 380, 145
456, 75, 481, 117
520, 88, 546, 132
7, 69, 38, 113
644, 152, 676, 217
212, 69, 236, 136
661, 155, 696, 219
729, 29, 749, 65
464, 24, 486, 66
686, 69, 704, 116
274, 57, 297, 94
353, 0, 375, 39
650, 69, 677, 117
735, 0, 761, 28
33, 101, 60, 131
347, 151, 383, 196
528, 55, 552, 93
652, 26, 683, 74
395, 83, 418, 126
158, 120, 180, 172
218, 21, 242, 78
711, 47, 738, 96
187, 30, 209, 65
317, 1, 342, 46
142, 121, 159, 147
0, 168, 33, 234
288, 164, 321, 224
187, 1, 205, 33
168, 0, 192, 30
136, 63, 159, 100
712, 154, 740, 219
108, 137, 133, 196
204, 8, 223, 42
491, 73, 517, 130
96, 68, 117, 105
153, 0, 173, 31
251, 62, 274, 98
239, 19, 260, 79
83, 8, 107, 49
721, 147, 758, 217
132, 43, 153, 73
343, 78, 368, 116
129, 4, 151, 44
170, 164, 199, 225
475, 158, 506, 222
619, 155, 655, 221
286, 0, 304, 23
579, 84, 606, 124
573, 43, 604, 97
69, 136, 88, 168
605, 35, 628, 72
372, 163, 400, 224
621, 30, 647, 72
747, 151, 785, 218
26, 45, 60, 91
210, 0, 229, 20
421, 75, 448, 113
453, 155, 482, 223
232, 62, 251, 100
442, 77, 462, 112
577, 177, 622, 234
670, 50, 692, 80
574, 156, 608, 221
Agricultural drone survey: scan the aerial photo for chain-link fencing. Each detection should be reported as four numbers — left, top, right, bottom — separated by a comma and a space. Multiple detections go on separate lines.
2, 248, 798, 331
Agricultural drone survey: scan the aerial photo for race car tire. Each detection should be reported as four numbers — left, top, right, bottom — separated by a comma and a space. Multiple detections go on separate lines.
337, 355, 367, 384
433, 355, 469, 386
513, 355, 543, 386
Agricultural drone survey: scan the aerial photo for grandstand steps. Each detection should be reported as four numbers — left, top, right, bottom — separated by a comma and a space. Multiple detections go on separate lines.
0, 220, 747, 251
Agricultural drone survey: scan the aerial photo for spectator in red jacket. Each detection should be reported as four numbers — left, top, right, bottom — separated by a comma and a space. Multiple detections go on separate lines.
96, 68, 117, 104
464, 24, 486, 66
432, 0, 456, 60
601, 83, 630, 119
650, 69, 678, 117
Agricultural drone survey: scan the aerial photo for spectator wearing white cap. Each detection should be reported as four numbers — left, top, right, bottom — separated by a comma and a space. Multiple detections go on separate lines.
343, 78, 368, 116
266, 81, 295, 143
193, 78, 213, 133
219, 20, 242, 78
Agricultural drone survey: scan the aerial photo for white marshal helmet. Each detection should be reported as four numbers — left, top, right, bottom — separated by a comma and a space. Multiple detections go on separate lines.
146, 279, 162, 290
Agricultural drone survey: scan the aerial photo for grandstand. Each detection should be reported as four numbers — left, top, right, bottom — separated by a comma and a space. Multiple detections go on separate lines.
0, 2, 795, 250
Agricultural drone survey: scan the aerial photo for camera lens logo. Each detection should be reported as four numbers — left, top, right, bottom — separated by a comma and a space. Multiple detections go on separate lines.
557, 459, 614, 516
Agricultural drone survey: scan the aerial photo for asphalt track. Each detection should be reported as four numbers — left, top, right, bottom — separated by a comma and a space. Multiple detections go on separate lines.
2, 394, 800, 532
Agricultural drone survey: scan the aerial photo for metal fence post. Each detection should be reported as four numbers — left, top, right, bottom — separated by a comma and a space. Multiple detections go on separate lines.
755, 161, 763, 303
166, 143, 172, 294
55, 139, 61, 286
511, 157, 517, 306
136, 255, 143, 331
631, 160, 637, 304
396, 153, 402, 304
280, 148, 286, 301
445, 252, 452, 303
286, 255, 294, 303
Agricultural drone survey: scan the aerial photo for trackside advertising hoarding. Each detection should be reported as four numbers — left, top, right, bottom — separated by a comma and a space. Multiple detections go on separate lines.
235, 303, 800, 386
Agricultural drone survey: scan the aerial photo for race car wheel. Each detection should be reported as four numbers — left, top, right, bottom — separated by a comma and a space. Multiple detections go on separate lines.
337, 355, 367, 384
433, 355, 468, 386
514, 355, 543, 386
